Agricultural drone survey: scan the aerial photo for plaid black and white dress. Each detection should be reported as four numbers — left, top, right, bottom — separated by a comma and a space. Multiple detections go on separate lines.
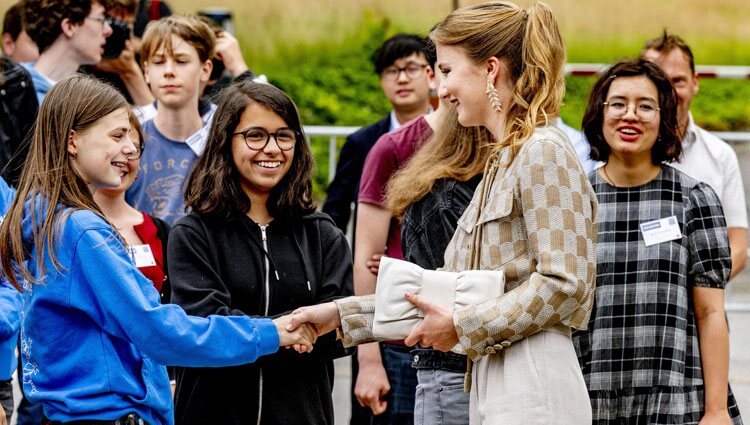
574, 166, 743, 424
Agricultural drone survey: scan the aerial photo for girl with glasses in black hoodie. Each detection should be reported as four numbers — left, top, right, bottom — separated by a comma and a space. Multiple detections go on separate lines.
169, 81, 354, 425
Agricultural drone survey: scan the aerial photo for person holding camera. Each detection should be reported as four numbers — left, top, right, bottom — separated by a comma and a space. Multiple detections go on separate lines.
85, 0, 156, 107
21, 0, 113, 103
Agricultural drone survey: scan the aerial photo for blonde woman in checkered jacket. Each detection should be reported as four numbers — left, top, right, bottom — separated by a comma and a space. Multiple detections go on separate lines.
289, 2, 597, 423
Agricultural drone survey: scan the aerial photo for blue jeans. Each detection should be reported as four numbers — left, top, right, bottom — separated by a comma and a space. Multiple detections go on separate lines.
1, 379, 12, 424
372, 344, 418, 425
15, 343, 44, 425
412, 349, 470, 425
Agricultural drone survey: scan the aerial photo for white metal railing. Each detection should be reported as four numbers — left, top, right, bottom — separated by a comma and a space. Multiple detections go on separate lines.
305, 126, 361, 182
564, 63, 750, 79
305, 125, 750, 183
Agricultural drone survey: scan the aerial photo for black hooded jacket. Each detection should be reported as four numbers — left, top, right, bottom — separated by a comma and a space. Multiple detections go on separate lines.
0, 58, 38, 186
169, 211, 353, 425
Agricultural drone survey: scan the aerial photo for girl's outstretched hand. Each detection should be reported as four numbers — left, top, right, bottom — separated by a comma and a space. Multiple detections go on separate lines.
273, 314, 317, 353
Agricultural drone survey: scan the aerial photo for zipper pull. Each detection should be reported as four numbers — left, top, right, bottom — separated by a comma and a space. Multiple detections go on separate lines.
275, 270, 280, 280
306, 280, 311, 291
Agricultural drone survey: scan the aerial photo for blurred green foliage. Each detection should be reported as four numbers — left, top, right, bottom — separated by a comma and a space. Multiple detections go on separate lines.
245, 18, 750, 201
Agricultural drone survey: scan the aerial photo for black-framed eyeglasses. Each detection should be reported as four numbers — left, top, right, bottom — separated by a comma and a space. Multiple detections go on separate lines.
381, 62, 429, 81
86, 15, 113, 29
603, 101, 661, 123
126, 144, 144, 161
233, 127, 299, 151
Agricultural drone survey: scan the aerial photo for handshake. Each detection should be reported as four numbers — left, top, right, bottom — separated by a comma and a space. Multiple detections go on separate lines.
270, 257, 505, 353
271, 302, 341, 353
271, 292, 461, 354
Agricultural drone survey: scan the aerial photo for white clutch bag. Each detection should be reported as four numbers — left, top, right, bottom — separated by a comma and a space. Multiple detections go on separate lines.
372, 257, 504, 341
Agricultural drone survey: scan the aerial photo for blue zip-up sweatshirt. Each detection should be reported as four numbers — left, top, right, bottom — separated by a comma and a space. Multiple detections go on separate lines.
0, 278, 19, 381
17, 201, 280, 424
0, 176, 20, 380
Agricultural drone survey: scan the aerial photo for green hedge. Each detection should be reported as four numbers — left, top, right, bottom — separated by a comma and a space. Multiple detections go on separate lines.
256, 20, 750, 201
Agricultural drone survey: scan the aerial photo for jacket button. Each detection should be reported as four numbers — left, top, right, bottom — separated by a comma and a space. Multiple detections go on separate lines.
493, 344, 504, 351
501, 340, 511, 348
413, 354, 419, 364
0, 89, 5, 96
484, 346, 496, 355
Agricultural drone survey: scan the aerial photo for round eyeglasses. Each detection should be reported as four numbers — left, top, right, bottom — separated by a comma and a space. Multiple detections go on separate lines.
234, 127, 299, 151
126, 144, 144, 161
381, 62, 429, 81
603, 101, 661, 123
86, 15, 113, 30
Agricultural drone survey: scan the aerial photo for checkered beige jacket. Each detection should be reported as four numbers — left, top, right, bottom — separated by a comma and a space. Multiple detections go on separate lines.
335, 126, 598, 361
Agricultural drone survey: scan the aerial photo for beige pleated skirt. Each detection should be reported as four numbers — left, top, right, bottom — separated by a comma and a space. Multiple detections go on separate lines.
469, 327, 591, 425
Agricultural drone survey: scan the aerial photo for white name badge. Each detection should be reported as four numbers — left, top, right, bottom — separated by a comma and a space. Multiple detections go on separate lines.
129, 244, 157, 268
640, 215, 682, 246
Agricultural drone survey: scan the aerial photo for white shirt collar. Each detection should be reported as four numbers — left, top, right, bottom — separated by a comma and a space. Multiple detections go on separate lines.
185, 104, 218, 156
389, 107, 435, 132
389, 110, 402, 132
683, 112, 699, 146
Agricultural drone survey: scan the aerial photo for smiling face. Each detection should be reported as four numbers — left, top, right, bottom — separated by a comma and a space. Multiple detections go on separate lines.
602, 76, 661, 164
231, 103, 295, 200
68, 107, 137, 192
435, 43, 492, 127
379, 52, 433, 113
144, 34, 212, 109
642, 47, 698, 133
69, 2, 113, 65
96, 124, 142, 197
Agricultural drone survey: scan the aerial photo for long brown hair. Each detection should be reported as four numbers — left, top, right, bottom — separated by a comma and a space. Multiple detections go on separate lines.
430, 1, 566, 162
0, 74, 129, 290
386, 106, 492, 219
185, 81, 315, 222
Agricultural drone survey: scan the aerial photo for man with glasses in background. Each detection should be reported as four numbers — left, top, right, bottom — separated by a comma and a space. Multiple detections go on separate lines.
642, 32, 748, 280
322, 33, 434, 425
22, 0, 113, 102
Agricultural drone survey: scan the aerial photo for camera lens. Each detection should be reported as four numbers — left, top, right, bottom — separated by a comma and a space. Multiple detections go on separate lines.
103, 19, 131, 59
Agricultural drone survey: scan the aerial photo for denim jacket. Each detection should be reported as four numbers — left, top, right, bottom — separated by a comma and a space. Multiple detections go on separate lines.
401, 176, 482, 270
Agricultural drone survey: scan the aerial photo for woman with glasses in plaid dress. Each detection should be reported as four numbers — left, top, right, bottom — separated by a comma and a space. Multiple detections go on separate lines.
574, 58, 743, 424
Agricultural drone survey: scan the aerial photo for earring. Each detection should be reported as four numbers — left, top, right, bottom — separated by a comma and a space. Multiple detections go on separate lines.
486, 76, 502, 114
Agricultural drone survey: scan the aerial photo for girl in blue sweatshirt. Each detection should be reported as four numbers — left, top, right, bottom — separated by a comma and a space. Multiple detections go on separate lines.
0, 74, 315, 425
0, 176, 20, 425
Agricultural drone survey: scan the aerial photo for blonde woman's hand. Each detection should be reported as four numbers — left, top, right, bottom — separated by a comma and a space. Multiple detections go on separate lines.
286, 302, 341, 337
403, 292, 459, 351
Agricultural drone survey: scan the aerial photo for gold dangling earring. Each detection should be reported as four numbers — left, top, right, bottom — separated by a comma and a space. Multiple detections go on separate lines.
486, 75, 502, 114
